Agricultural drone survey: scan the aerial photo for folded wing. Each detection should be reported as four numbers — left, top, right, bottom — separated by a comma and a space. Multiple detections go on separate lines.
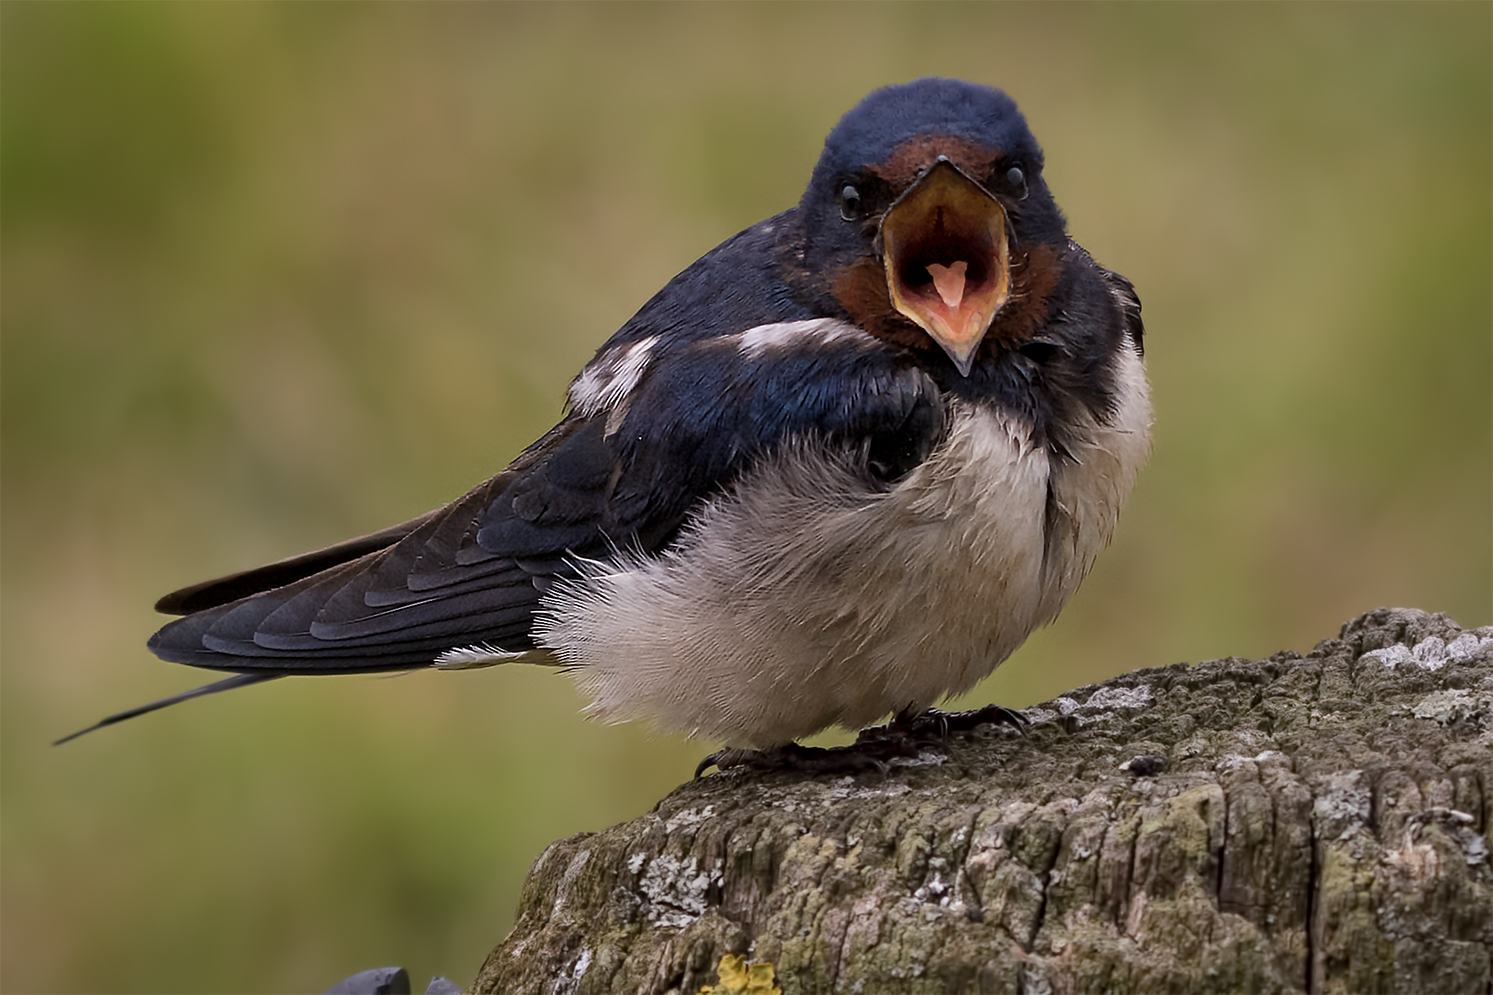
147, 417, 626, 673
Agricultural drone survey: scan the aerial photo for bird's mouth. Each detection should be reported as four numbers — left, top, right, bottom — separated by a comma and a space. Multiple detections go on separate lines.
878, 158, 1010, 376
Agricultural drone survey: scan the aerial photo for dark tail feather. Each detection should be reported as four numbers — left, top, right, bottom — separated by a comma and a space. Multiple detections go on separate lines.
53, 672, 283, 746
153, 512, 438, 615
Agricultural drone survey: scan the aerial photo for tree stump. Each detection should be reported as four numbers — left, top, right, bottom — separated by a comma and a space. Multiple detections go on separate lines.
474, 609, 1493, 994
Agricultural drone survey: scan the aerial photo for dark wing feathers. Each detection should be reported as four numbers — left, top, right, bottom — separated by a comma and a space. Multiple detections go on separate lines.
147, 430, 606, 672
148, 336, 945, 678
145, 218, 950, 683
153, 511, 441, 615
364, 562, 528, 608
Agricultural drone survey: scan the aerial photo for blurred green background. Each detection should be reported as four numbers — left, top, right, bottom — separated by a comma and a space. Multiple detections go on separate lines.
3, 3, 1488, 992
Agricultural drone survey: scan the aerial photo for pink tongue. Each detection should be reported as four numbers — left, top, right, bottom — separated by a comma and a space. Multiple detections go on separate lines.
927, 261, 969, 309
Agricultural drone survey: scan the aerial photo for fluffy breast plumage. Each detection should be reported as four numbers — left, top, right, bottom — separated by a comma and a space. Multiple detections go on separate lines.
536, 339, 1150, 748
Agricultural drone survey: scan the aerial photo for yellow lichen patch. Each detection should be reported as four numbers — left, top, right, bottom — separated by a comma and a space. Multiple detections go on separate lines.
698, 953, 782, 995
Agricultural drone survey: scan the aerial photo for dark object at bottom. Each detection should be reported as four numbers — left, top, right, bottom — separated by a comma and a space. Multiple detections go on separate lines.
1120, 753, 1168, 776
325, 967, 409, 995
325, 967, 460, 995
695, 703, 1028, 777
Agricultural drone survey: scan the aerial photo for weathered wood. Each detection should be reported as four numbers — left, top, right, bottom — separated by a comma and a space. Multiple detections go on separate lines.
474, 609, 1493, 994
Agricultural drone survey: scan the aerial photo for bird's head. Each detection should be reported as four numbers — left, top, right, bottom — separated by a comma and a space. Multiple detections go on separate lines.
799, 78, 1067, 376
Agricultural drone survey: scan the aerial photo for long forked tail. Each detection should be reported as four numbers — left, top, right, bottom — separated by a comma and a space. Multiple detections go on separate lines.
53, 672, 283, 746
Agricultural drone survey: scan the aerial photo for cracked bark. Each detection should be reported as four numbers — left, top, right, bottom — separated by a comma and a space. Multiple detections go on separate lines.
473, 609, 1493, 995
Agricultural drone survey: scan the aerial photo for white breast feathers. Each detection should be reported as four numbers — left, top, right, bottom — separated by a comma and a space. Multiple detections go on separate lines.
537, 343, 1151, 748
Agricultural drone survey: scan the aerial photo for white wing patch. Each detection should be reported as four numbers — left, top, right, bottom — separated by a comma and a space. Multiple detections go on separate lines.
733, 318, 868, 357
567, 321, 874, 436
568, 335, 660, 418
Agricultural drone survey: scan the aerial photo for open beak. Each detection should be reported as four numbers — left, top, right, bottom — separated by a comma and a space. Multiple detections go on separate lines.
878, 158, 1010, 376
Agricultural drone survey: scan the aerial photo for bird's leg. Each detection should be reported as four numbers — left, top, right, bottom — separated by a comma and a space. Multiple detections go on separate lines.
694, 704, 1028, 778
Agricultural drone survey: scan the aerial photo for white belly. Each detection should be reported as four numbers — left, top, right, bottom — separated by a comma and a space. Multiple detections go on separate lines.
537, 346, 1150, 748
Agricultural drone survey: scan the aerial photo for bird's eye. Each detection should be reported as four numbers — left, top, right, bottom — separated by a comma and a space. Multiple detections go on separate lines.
840, 184, 862, 221
1005, 166, 1028, 201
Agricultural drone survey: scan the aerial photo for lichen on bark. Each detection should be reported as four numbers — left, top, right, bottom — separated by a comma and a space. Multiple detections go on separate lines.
474, 609, 1493, 994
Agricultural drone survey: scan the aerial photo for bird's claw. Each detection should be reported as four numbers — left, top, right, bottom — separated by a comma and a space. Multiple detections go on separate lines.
909, 703, 1029, 736
695, 704, 1027, 778
853, 702, 1028, 747
695, 741, 912, 778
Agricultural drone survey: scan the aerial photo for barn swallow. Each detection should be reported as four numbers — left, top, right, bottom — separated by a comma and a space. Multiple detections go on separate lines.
60, 79, 1151, 771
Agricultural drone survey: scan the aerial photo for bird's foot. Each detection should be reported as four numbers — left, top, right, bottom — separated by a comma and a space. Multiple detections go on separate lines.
694, 704, 1027, 778
872, 702, 1029, 742
695, 739, 921, 778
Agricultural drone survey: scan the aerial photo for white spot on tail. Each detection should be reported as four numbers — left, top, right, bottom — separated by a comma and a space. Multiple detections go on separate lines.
433, 642, 528, 670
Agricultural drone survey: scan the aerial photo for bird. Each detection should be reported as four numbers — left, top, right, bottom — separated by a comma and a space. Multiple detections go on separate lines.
60, 78, 1151, 771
